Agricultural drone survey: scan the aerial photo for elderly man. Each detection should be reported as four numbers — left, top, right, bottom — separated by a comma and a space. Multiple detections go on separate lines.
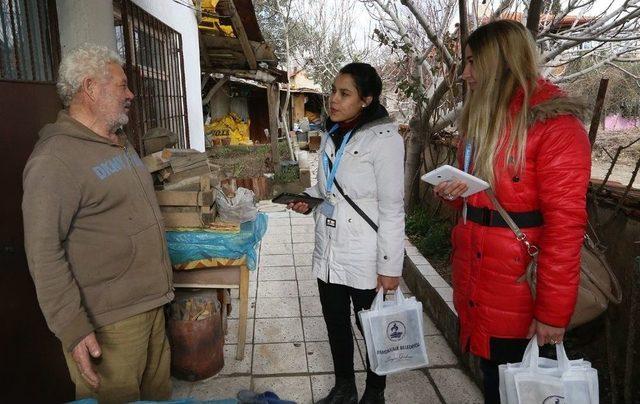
22, 44, 173, 402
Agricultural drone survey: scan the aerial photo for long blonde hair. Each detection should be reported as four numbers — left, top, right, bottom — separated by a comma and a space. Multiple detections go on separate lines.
459, 20, 540, 186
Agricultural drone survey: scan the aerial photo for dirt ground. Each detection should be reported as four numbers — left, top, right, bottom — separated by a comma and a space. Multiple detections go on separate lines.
591, 128, 640, 188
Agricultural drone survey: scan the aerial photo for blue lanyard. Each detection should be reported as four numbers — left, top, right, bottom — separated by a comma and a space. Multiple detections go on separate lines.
322, 124, 354, 195
463, 141, 473, 173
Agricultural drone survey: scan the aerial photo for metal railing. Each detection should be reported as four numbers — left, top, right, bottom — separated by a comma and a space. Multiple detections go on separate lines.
115, 0, 190, 155
0, 0, 59, 82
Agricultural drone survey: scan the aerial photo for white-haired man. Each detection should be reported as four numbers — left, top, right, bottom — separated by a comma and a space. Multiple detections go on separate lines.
22, 44, 173, 402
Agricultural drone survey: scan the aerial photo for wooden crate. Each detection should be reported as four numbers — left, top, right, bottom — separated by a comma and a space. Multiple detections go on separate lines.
158, 176, 217, 228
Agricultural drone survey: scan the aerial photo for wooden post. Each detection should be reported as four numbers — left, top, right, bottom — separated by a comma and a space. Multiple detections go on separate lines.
267, 82, 281, 171
236, 264, 250, 360
227, 0, 258, 70
589, 78, 609, 150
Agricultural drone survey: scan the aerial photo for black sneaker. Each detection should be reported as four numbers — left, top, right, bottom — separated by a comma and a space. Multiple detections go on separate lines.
315, 379, 358, 404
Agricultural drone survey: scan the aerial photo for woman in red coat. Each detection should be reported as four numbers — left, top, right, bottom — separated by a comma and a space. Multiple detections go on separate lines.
434, 20, 591, 403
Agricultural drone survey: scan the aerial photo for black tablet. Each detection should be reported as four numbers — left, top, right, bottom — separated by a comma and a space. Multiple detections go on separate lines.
272, 192, 324, 209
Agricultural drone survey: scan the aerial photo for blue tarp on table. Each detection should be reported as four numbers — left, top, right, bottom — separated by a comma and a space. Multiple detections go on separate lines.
165, 213, 268, 271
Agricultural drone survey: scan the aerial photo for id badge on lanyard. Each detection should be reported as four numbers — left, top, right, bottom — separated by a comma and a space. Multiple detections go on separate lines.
320, 124, 353, 225
462, 141, 473, 224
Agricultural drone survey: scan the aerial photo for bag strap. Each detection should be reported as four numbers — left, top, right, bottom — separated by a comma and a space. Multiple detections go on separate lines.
487, 188, 622, 305
327, 157, 379, 233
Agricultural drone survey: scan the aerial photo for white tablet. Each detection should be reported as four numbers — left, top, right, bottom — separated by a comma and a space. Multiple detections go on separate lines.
421, 165, 490, 197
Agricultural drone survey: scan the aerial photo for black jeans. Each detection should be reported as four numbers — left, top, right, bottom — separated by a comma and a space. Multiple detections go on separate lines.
317, 279, 386, 392
479, 338, 530, 404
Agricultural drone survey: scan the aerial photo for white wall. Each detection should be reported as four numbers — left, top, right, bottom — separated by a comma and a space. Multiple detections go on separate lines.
132, 0, 205, 151
56, 0, 117, 57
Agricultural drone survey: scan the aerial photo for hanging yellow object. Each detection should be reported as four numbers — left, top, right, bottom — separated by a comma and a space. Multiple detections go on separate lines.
199, 0, 235, 37
205, 113, 251, 146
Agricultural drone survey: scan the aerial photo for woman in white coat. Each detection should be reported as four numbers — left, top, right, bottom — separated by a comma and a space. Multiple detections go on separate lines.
290, 63, 405, 404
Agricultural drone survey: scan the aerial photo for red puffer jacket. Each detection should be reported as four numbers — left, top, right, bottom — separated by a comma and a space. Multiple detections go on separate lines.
451, 79, 591, 360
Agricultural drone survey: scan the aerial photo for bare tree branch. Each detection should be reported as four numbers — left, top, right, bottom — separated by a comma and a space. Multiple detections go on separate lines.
399, 0, 455, 68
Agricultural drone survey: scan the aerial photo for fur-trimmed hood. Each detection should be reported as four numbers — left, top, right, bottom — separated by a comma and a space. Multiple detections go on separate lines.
509, 79, 591, 127
528, 96, 591, 126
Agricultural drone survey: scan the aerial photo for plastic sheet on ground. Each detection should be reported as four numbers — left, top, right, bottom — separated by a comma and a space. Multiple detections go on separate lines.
165, 213, 268, 271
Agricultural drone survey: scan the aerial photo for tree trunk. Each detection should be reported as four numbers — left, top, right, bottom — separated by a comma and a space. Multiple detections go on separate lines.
404, 111, 425, 210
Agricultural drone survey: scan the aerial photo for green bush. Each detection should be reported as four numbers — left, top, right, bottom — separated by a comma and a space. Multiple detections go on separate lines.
405, 207, 452, 261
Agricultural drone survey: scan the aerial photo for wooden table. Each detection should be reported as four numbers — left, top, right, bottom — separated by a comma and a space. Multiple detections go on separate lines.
172, 256, 250, 360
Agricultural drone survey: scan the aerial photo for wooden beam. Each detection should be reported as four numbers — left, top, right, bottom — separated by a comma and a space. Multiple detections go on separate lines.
203, 76, 230, 105
588, 78, 609, 149
226, 0, 258, 69
267, 82, 281, 170
200, 34, 277, 63
202, 68, 277, 83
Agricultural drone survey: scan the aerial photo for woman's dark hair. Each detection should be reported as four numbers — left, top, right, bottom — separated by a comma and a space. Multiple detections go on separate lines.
338, 63, 383, 109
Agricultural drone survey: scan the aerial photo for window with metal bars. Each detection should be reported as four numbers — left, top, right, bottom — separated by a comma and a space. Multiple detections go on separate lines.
114, 0, 190, 155
0, 0, 59, 82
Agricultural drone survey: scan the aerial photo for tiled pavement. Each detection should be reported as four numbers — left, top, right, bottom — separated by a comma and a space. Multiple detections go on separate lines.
171, 208, 483, 403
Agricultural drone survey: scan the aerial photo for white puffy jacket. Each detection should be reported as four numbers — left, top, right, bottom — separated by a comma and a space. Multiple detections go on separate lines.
304, 117, 405, 290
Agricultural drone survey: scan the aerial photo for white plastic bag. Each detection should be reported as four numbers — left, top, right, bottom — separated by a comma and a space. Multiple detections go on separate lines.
358, 289, 429, 375
499, 337, 599, 404
216, 187, 257, 223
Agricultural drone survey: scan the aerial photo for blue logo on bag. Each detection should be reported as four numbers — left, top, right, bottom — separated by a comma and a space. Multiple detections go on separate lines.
386, 321, 406, 341
542, 396, 564, 404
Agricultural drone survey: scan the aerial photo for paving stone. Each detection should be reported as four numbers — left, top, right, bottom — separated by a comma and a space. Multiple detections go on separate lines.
224, 318, 254, 344
266, 211, 290, 218
435, 287, 454, 302
254, 317, 304, 343
258, 266, 296, 281
252, 343, 308, 374
268, 217, 291, 227
292, 225, 315, 234
294, 253, 313, 266
260, 254, 294, 267
302, 316, 329, 341
416, 263, 439, 277
293, 242, 315, 254
260, 243, 293, 255
426, 275, 449, 288
386, 370, 441, 403
265, 225, 292, 236
262, 234, 292, 244
253, 376, 312, 404
423, 311, 442, 336
255, 297, 301, 318
399, 278, 411, 293
189, 375, 251, 400
228, 298, 255, 319
410, 255, 430, 265
257, 280, 299, 298
298, 280, 321, 296
296, 266, 316, 280
293, 233, 315, 243
219, 344, 252, 375
306, 341, 364, 373
426, 335, 458, 366
300, 296, 323, 316
170, 378, 192, 398
404, 245, 421, 256
430, 368, 483, 404
291, 217, 315, 226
